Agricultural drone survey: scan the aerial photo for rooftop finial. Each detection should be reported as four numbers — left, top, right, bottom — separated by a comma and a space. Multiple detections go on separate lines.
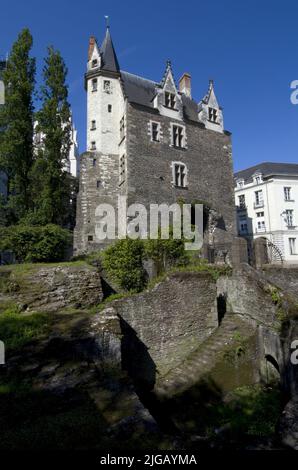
104, 15, 110, 29
166, 59, 172, 68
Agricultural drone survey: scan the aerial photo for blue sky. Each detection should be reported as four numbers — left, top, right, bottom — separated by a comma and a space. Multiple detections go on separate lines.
1, 0, 298, 171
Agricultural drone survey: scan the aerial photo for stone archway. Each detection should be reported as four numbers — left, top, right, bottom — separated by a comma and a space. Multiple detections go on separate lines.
264, 353, 280, 384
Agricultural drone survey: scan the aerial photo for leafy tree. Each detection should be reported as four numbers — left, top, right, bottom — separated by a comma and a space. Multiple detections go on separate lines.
144, 228, 189, 273
32, 46, 71, 226
0, 224, 71, 263
0, 29, 36, 221
101, 239, 147, 292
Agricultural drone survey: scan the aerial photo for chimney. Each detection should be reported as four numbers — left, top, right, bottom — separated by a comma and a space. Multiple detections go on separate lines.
88, 36, 96, 61
179, 73, 191, 98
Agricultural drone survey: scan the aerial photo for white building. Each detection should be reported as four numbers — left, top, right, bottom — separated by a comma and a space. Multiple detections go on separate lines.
33, 116, 80, 178
235, 162, 298, 264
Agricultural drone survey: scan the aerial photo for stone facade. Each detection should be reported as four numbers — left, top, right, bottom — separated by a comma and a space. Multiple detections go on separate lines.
74, 27, 236, 256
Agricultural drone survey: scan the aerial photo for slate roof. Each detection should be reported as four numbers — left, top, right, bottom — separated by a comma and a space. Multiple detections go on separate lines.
120, 70, 199, 121
120, 71, 156, 108
235, 162, 298, 183
100, 28, 120, 73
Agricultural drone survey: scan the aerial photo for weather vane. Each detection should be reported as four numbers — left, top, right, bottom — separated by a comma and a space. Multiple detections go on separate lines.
104, 15, 109, 28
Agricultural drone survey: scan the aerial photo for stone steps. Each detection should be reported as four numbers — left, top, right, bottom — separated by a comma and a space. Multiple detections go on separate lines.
155, 314, 255, 398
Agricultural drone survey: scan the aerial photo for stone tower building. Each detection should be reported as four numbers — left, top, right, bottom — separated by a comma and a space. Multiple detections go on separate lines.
74, 27, 237, 257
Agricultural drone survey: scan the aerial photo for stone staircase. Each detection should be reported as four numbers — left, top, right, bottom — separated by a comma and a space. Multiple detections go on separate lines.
155, 314, 256, 398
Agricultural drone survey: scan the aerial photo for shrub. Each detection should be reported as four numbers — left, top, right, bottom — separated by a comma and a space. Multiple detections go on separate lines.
0, 224, 71, 263
101, 239, 147, 292
144, 235, 189, 272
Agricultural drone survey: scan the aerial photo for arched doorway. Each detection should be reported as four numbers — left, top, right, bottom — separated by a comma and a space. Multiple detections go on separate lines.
264, 354, 280, 384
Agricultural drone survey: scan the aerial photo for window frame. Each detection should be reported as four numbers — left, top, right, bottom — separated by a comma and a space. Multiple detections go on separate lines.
150, 121, 161, 142
238, 194, 246, 209
91, 78, 98, 92
119, 154, 126, 184
171, 162, 188, 188
289, 237, 296, 255
284, 186, 292, 201
120, 116, 125, 142
208, 106, 218, 123
165, 91, 176, 109
171, 123, 186, 149
286, 209, 294, 227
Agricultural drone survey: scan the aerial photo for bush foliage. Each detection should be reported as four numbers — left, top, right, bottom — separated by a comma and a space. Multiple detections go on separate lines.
101, 235, 193, 292
0, 224, 71, 263
101, 239, 146, 292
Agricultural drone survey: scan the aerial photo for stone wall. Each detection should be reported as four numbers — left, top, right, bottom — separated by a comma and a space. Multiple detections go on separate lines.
74, 151, 121, 254
217, 264, 278, 328
0, 263, 103, 313
103, 271, 218, 383
261, 265, 298, 302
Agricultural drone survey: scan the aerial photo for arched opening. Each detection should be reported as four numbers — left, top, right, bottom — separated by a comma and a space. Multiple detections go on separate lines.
217, 294, 226, 326
265, 354, 280, 384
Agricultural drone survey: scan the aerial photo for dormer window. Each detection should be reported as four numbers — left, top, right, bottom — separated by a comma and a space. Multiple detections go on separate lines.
236, 178, 244, 188
208, 107, 218, 123
253, 173, 263, 184
165, 92, 176, 109
92, 59, 98, 68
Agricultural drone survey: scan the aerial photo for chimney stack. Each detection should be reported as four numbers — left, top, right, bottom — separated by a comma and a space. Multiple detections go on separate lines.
88, 36, 96, 61
179, 73, 191, 98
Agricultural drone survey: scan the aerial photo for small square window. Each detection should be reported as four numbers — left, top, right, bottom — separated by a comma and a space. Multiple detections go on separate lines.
91, 120, 96, 130
92, 59, 98, 68
108, 104, 112, 113
88, 235, 93, 241
103, 80, 111, 93
92, 79, 98, 92
91, 141, 96, 150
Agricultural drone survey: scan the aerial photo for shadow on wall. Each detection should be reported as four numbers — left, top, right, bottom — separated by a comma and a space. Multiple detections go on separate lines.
217, 294, 227, 326
119, 317, 157, 392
